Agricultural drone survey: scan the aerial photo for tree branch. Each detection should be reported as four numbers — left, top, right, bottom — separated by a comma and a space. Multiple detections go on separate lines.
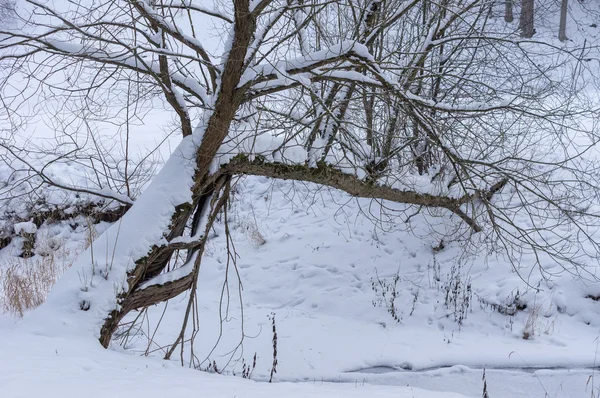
220, 156, 508, 232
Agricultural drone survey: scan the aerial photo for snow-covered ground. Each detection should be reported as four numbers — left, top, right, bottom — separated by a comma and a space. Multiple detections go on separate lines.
0, 319, 597, 398
0, 320, 470, 398
118, 176, 600, 396
2, 174, 600, 397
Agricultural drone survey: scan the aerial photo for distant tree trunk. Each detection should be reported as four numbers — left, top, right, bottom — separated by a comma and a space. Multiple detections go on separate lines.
505, 0, 514, 22
559, 0, 568, 41
519, 0, 535, 38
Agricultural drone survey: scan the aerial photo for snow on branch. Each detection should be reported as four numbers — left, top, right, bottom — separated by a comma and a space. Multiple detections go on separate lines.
238, 39, 516, 113
154, 1, 233, 24
130, 0, 218, 81
238, 41, 374, 89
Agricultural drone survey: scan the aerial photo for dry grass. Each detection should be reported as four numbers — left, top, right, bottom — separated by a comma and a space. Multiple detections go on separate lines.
522, 302, 556, 340
240, 219, 266, 247
0, 253, 68, 316
0, 223, 96, 317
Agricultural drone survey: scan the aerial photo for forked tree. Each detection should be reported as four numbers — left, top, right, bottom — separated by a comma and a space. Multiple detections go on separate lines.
1, 0, 599, 350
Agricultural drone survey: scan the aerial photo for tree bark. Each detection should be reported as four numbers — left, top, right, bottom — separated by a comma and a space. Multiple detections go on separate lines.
505, 0, 513, 22
222, 156, 509, 233
559, 0, 568, 42
519, 0, 535, 38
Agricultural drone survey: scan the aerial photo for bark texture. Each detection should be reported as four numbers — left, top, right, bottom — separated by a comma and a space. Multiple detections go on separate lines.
505, 0, 513, 23
519, 0, 535, 38
559, 0, 568, 42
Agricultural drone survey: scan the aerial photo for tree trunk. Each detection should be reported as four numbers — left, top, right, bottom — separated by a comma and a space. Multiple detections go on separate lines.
519, 0, 535, 38
505, 0, 513, 22
559, 0, 568, 42
96, 4, 259, 347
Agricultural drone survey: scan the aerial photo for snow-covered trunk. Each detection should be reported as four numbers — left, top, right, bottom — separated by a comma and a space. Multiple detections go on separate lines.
97, 11, 257, 347
32, 5, 257, 348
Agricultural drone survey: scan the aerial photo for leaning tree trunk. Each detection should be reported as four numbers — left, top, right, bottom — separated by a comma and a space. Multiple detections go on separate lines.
558, 0, 568, 42
27, 1, 261, 348
97, 10, 258, 347
519, 0, 535, 38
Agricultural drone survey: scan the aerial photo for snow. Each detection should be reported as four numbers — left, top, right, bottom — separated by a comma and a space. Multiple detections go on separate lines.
0, 324, 471, 398
4, 148, 600, 396
1, 185, 599, 397
131, 177, 600, 369
14, 174, 583, 398
0, 328, 597, 398
13, 221, 37, 235
239, 41, 374, 88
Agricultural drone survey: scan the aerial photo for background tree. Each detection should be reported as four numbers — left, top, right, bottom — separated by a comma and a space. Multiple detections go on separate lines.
0, 0, 14, 23
559, 0, 568, 41
505, 0, 513, 22
520, 0, 535, 37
